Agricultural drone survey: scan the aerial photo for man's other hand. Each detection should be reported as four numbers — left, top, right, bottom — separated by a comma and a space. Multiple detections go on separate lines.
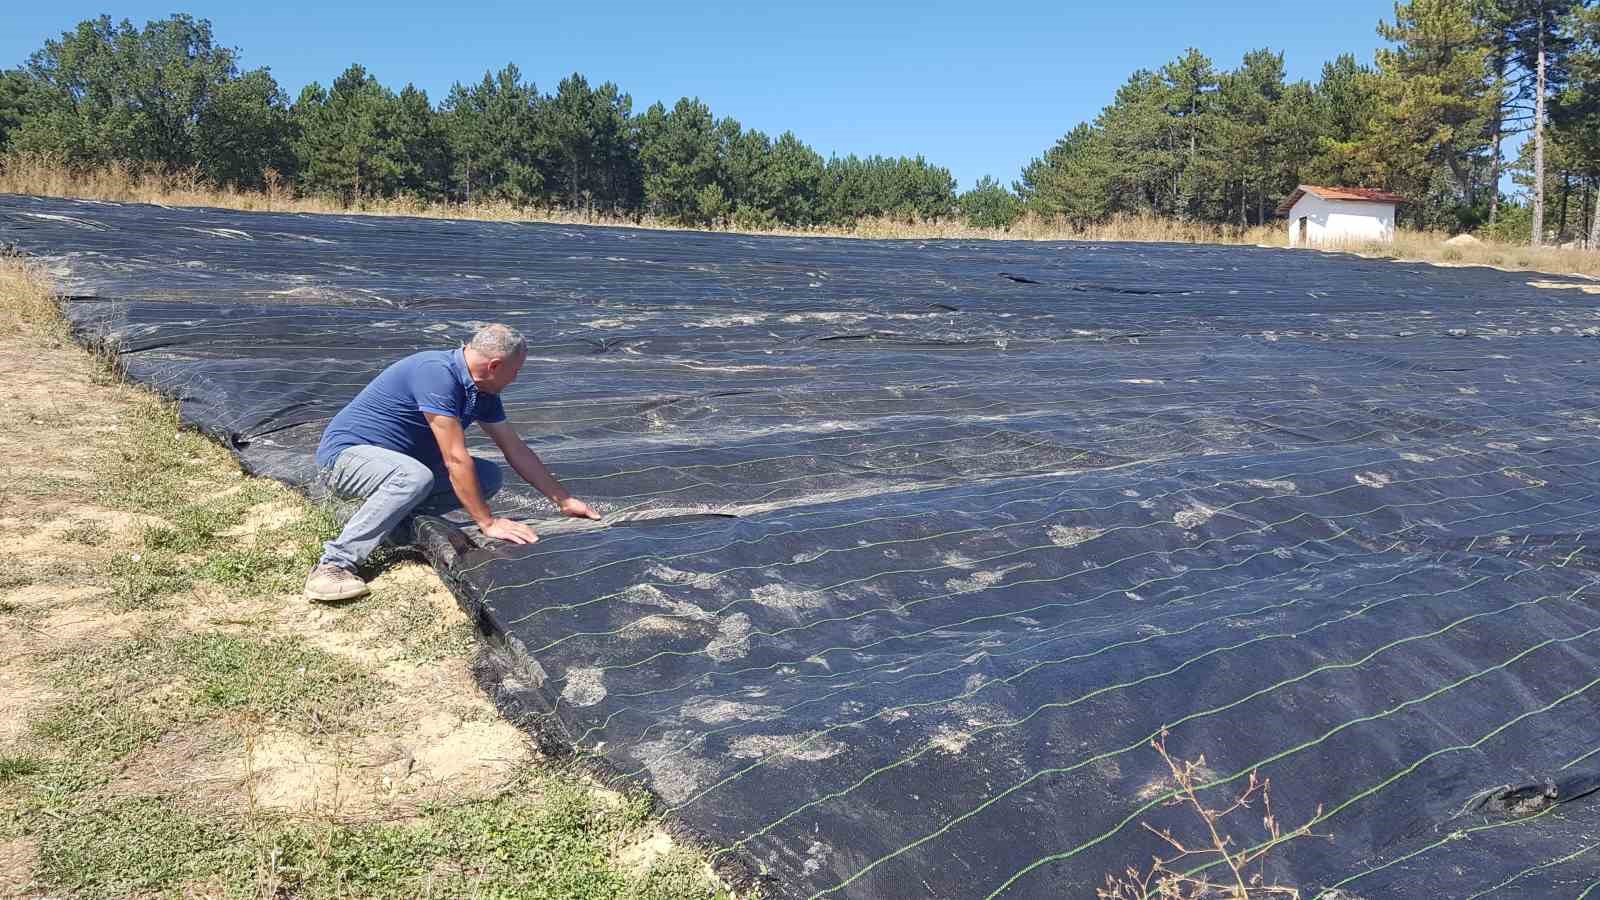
481, 517, 539, 544
559, 497, 602, 520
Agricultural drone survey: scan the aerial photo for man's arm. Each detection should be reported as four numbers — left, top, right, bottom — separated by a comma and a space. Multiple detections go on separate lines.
481, 419, 601, 520
425, 412, 539, 543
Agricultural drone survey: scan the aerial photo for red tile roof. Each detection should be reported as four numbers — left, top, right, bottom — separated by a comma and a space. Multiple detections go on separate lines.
1276, 185, 1404, 215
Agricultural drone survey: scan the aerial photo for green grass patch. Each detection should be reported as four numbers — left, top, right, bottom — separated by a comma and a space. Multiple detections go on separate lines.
35, 628, 382, 758
8, 546, 730, 898
84, 385, 339, 606
0, 757, 103, 842
140, 479, 279, 553
260, 777, 727, 900
30, 695, 165, 763
173, 632, 381, 731
34, 796, 250, 899
105, 548, 192, 609
33, 626, 380, 768
97, 398, 235, 514
0, 751, 43, 783
198, 506, 334, 597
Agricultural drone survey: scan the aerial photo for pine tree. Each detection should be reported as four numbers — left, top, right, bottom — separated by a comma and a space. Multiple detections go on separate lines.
1161, 49, 1220, 219
1554, 2, 1600, 244
1016, 123, 1114, 223
440, 65, 544, 204
385, 85, 449, 199
762, 132, 825, 226
958, 176, 1023, 228
1503, 0, 1580, 243
546, 74, 599, 209
1367, 0, 1498, 227
637, 98, 721, 224
1217, 49, 1286, 225
292, 64, 400, 201
1304, 54, 1383, 188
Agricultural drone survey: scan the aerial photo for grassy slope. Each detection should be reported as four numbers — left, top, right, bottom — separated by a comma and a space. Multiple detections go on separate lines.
0, 259, 729, 899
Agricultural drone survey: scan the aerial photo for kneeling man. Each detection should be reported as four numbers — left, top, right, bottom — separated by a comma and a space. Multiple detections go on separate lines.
305, 323, 599, 602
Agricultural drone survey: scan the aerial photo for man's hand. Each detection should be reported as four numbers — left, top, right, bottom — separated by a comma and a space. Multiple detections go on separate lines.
483, 421, 600, 523
559, 497, 602, 520
481, 516, 539, 544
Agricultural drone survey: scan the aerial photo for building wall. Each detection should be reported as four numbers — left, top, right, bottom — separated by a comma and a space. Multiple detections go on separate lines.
1285, 195, 1395, 246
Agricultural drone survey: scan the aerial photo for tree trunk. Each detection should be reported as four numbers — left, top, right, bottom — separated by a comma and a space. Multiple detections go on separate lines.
1558, 174, 1571, 241
1489, 53, 1506, 225
1446, 154, 1471, 205
1590, 181, 1600, 249
1533, 9, 1547, 247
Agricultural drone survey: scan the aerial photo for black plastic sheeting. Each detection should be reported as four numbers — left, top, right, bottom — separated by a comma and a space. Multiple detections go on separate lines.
7, 193, 1600, 898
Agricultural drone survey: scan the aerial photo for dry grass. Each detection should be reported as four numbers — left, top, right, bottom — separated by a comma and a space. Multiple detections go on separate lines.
0, 255, 62, 337
1311, 230, 1600, 279
8, 154, 1597, 276
0, 153, 678, 227
0, 153, 1281, 243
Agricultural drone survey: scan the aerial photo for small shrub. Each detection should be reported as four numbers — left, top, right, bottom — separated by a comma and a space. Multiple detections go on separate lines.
60, 520, 111, 546
1099, 731, 1323, 899
732, 204, 776, 231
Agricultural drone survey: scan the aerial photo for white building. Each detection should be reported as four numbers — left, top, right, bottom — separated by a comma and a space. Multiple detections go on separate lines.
1277, 185, 1402, 247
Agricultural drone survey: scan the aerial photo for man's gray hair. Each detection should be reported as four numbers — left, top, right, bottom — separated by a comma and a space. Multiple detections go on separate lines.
468, 323, 526, 359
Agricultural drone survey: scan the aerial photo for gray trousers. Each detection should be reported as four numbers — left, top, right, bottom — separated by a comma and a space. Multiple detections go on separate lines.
318, 445, 503, 570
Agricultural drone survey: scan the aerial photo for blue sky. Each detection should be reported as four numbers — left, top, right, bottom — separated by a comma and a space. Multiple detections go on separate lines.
4, 1, 1402, 190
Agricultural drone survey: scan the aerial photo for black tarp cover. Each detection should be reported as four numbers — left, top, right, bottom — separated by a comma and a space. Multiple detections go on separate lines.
6, 193, 1600, 898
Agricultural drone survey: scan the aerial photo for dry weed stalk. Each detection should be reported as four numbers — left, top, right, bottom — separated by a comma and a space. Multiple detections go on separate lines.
0, 256, 63, 336
1099, 730, 1324, 900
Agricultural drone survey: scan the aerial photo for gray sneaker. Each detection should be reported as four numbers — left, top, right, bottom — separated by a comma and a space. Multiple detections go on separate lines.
304, 564, 370, 603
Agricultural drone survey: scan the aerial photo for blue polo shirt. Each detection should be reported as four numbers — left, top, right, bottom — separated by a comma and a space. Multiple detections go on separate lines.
316, 348, 507, 471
